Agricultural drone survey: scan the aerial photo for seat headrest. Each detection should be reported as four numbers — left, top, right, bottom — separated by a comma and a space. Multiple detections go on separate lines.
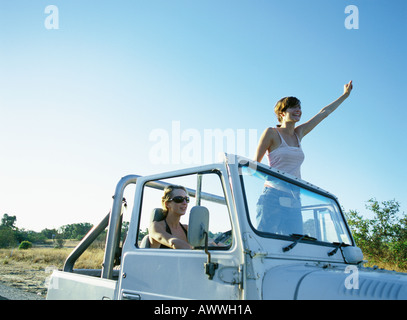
150, 208, 166, 224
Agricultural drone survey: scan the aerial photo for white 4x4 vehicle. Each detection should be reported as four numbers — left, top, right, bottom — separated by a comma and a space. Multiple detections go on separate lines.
47, 154, 407, 300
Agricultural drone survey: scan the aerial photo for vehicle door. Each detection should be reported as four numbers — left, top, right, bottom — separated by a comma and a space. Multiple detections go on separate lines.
118, 167, 241, 300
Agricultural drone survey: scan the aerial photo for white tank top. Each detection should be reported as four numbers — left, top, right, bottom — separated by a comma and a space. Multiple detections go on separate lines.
267, 129, 305, 179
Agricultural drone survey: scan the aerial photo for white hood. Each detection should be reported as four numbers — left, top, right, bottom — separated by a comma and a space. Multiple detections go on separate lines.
262, 264, 407, 300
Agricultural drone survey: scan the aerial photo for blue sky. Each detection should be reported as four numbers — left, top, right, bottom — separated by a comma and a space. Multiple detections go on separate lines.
1, 0, 406, 231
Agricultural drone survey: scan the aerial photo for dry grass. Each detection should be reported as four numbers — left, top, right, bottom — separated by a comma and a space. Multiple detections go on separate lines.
2, 245, 406, 273
75, 248, 105, 269
0, 244, 105, 296
1, 247, 68, 269
0, 244, 104, 270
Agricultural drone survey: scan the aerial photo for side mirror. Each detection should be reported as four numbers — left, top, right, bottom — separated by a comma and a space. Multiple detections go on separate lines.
188, 206, 209, 248
342, 246, 364, 264
188, 206, 218, 280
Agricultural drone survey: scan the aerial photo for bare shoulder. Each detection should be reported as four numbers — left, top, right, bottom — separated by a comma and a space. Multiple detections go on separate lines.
255, 127, 280, 162
261, 127, 278, 142
150, 220, 165, 232
263, 127, 276, 136
266, 127, 280, 143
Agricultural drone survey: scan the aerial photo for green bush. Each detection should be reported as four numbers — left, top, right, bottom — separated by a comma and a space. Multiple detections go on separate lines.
346, 199, 407, 271
18, 240, 33, 250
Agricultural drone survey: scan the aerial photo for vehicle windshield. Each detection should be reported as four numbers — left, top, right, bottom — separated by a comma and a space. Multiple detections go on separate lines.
240, 165, 352, 245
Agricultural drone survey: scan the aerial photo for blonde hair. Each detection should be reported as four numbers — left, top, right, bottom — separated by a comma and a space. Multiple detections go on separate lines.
274, 96, 301, 126
161, 185, 188, 215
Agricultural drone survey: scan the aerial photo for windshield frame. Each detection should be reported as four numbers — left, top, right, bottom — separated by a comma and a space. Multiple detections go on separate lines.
238, 162, 355, 247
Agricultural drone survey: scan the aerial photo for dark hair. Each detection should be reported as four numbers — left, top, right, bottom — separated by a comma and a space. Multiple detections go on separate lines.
274, 96, 301, 126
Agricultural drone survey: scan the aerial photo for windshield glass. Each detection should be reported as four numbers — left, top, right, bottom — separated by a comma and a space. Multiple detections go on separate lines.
240, 165, 352, 245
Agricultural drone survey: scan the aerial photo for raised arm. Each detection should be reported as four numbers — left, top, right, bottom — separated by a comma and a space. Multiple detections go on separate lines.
296, 81, 353, 139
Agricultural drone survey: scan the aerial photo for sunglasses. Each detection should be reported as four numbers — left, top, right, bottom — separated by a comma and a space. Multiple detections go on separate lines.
169, 196, 190, 203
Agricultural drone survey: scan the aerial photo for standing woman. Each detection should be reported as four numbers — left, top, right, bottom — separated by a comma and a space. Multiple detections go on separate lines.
254, 81, 353, 234
254, 81, 353, 177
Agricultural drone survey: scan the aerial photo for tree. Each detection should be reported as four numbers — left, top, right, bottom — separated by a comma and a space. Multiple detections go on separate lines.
0, 214, 18, 248
121, 221, 129, 242
346, 199, 407, 270
1, 214, 17, 229
0, 227, 17, 248
60, 222, 93, 240
41, 228, 58, 239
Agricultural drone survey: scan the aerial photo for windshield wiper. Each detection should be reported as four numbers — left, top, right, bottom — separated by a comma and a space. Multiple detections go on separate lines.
327, 242, 349, 256
282, 233, 317, 252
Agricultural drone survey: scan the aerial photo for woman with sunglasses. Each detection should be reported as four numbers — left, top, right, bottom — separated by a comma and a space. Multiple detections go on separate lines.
149, 185, 193, 249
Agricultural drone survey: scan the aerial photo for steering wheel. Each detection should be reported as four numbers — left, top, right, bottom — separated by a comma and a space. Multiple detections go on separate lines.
213, 230, 232, 246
